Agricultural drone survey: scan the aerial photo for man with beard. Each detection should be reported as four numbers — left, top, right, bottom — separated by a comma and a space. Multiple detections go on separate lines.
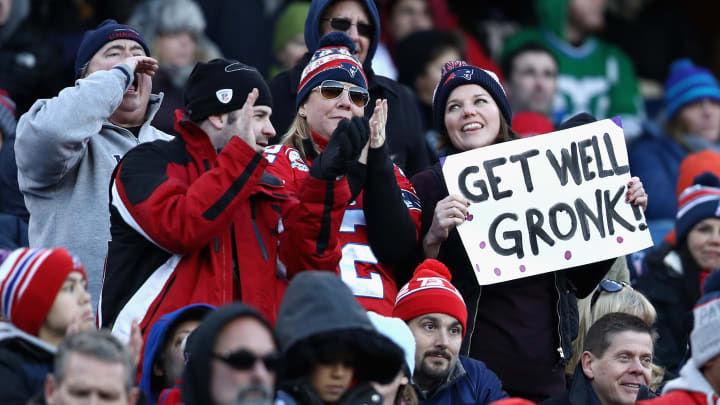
158, 303, 279, 405
392, 259, 507, 405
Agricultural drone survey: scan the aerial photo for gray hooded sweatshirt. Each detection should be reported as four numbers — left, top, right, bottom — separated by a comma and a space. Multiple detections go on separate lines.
15, 64, 171, 307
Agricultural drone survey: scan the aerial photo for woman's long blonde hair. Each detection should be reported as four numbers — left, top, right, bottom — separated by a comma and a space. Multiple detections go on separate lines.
567, 283, 664, 391
281, 114, 315, 160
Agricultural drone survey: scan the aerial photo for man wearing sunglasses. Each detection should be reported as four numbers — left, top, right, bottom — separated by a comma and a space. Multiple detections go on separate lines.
163, 303, 279, 405
269, 0, 431, 178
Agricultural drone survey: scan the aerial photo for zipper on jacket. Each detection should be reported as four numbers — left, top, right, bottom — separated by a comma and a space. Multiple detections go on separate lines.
463, 288, 482, 357
554, 273, 565, 360
251, 202, 269, 261
231, 224, 241, 301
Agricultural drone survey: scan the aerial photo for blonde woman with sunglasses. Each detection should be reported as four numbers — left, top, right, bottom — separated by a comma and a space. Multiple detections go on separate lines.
568, 280, 664, 391
265, 32, 421, 316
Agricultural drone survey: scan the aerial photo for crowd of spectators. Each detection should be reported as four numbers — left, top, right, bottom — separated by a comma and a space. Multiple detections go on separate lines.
3, 0, 720, 405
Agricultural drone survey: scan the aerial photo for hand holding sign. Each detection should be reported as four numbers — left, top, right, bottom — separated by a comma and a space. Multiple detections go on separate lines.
423, 194, 471, 259
441, 117, 653, 285
626, 176, 648, 211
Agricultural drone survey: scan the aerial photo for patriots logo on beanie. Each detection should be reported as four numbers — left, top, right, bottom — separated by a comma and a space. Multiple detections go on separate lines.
432, 60, 511, 135
392, 259, 468, 336
295, 32, 368, 110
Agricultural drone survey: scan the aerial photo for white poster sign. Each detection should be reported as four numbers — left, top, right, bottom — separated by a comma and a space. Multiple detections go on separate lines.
441, 117, 653, 285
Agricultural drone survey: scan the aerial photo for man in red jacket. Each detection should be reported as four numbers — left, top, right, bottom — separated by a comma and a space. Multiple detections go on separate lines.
100, 58, 294, 345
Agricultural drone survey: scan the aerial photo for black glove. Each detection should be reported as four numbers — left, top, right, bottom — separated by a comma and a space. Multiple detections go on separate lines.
310, 116, 369, 180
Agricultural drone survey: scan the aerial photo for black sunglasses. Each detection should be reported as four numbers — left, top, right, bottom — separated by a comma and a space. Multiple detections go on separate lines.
322, 17, 374, 38
313, 80, 370, 108
589, 280, 631, 309
213, 349, 281, 371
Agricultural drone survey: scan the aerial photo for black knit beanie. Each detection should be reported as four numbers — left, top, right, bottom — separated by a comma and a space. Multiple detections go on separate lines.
184, 59, 273, 122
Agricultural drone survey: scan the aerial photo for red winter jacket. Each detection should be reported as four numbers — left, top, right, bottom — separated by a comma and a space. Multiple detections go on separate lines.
265, 134, 421, 315
100, 111, 293, 345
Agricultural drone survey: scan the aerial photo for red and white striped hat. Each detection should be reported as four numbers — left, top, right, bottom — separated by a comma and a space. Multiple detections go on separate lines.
0, 248, 86, 335
676, 172, 720, 243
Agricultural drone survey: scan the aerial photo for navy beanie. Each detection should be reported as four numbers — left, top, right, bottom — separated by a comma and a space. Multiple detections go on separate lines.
675, 172, 720, 243
432, 61, 511, 135
74, 19, 151, 79
296, 32, 367, 110
184, 59, 273, 122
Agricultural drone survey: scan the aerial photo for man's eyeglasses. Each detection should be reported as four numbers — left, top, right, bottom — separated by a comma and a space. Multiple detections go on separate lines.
589, 279, 631, 309
322, 17, 374, 38
213, 349, 281, 372
312, 80, 370, 108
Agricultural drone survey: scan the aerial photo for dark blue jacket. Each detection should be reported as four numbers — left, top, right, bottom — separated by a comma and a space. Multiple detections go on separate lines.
420, 356, 507, 405
627, 130, 686, 221
0, 130, 29, 249
0, 322, 55, 405
139, 303, 215, 405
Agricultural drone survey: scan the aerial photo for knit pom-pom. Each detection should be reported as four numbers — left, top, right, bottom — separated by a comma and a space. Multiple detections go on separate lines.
440, 60, 468, 77
703, 270, 720, 296
318, 31, 356, 53
0, 249, 9, 267
414, 259, 452, 281
693, 172, 720, 188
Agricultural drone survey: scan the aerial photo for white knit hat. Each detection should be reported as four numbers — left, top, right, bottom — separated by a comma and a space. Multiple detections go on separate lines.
691, 270, 720, 367
367, 311, 416, 378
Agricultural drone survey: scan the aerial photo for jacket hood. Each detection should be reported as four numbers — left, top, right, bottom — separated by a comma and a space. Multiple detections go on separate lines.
139, 303, 215, 405
275, 272, 404, 384
0, 0, 29, 45
662, 361, 718, 402
304, 0, 380, 70
181, 303, 277, 405
535, 0, 568, 39
0, 321, 55, 357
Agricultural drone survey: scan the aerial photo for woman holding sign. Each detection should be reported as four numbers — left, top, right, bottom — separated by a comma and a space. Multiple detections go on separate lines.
264, 32, 421, 316
410, 60, 648, 401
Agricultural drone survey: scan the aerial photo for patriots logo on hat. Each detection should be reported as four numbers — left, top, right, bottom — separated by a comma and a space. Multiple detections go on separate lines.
459, 68, 474, 80
216, 89, 233, 104
340, 62, 358, 78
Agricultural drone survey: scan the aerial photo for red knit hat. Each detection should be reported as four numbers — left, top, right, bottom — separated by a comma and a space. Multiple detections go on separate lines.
511, 111, 554, 138
0, 248, 87, 335
393, 259, 467, 336
676, 150, 720, 199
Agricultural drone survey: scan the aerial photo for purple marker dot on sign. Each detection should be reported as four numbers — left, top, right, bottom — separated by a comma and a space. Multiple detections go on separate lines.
564, 250, 572, 260
475, 264, 481, 273
479, 241, 486, 249
519, 265, 526, 272
617, 236, 624, 244
494, 268, 501, 276
466, 214, 474, 221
